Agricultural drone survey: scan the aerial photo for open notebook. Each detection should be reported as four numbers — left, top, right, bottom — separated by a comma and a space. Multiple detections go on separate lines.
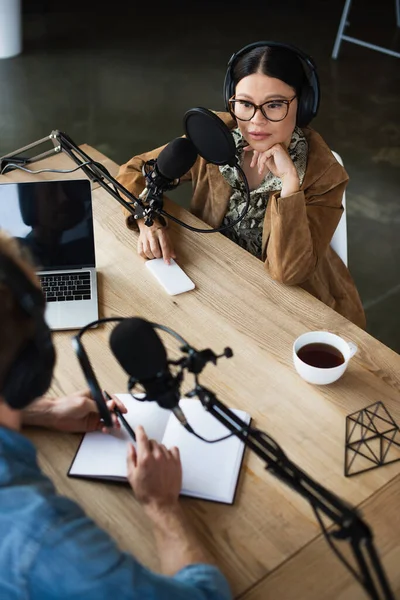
68, 394, 251, 505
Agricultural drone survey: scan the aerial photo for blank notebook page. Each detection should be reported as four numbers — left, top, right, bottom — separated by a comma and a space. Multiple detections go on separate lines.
162, 398, 250, 503
69, 395, 170, 478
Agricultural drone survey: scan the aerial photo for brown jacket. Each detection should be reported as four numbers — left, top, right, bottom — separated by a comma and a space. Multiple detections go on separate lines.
117, 112, 366, 329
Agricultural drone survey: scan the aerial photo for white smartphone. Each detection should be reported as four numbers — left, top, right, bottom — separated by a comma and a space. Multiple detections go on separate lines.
145, 258, 195, 295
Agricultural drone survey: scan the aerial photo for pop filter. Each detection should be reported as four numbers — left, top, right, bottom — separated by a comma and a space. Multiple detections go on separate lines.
183, 107, 237, 167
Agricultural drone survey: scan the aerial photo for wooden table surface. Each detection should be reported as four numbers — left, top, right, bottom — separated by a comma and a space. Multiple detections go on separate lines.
1, 145, 399, 599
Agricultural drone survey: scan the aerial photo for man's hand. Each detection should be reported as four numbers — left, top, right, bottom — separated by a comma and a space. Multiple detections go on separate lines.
137, 221, 176, 265
21, 390, 127, 433
127, 426, 216, 576
244, 143, 300, 197
127, 425, 182, 514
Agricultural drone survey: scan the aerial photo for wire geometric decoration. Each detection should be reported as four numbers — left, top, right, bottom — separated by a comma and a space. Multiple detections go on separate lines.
345, 401, 400, 477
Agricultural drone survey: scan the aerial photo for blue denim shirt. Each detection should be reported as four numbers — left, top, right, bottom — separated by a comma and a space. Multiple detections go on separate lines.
0, 427, 232, 600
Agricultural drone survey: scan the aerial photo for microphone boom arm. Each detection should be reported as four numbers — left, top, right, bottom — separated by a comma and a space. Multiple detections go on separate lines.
1, 128, 251, 234
191, 383, 394, 600
0, 130, 150, 222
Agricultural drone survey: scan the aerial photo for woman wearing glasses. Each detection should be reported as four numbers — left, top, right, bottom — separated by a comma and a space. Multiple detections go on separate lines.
117, 41, 365, 328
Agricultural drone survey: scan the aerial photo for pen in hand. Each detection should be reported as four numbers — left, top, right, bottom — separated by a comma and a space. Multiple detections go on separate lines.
103, 390, 136, 442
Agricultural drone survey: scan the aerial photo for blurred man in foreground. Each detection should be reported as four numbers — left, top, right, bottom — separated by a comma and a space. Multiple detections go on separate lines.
0, 231, 231, 600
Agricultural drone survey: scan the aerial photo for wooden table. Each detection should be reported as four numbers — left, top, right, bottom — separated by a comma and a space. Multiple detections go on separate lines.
1, 146, 399, 599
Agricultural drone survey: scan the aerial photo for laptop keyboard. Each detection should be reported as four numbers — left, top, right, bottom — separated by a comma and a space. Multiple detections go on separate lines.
39, 272, 92, 302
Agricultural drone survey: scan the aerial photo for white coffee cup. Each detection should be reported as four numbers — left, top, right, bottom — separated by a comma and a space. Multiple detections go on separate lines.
293, 331, 357, 385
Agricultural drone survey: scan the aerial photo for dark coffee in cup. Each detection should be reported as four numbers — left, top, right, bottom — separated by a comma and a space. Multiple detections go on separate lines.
297, 343, 345, 369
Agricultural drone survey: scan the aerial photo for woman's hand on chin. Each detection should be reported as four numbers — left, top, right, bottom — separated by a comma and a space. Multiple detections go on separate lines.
244, 143, 300, 196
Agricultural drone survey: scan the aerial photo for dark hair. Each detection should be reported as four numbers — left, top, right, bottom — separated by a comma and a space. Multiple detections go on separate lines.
232, 46, 306, 96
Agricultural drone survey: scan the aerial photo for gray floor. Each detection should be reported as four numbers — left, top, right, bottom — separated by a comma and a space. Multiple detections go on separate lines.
1, 0, 399, 352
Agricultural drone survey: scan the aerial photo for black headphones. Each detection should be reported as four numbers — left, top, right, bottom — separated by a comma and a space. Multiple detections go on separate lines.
223, 41, 320, 128
0, 253, 56, 409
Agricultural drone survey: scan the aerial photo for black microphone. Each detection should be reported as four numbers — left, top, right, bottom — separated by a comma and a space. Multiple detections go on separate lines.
157, 137, 198, 181
109, 317, 234, 434
141, 137, 198, 200
109, 317, 181, 410
139, 109, 250, 233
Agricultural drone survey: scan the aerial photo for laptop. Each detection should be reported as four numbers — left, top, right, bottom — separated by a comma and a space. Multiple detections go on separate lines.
0, 179, 99, 330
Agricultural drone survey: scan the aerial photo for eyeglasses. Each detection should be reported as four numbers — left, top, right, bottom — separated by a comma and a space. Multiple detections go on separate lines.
228, 95, 297, 122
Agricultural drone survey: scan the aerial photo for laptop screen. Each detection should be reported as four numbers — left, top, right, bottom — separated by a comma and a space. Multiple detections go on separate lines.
0, 179, 96, 271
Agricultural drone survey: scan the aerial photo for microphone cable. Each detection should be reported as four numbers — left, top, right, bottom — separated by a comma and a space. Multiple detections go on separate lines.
0, 160, 93, 176
154, 161, 251, 234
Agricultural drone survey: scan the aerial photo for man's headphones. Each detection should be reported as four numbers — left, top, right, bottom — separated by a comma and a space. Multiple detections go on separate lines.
0, 253, 56, 409
223, 41, 320, 128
